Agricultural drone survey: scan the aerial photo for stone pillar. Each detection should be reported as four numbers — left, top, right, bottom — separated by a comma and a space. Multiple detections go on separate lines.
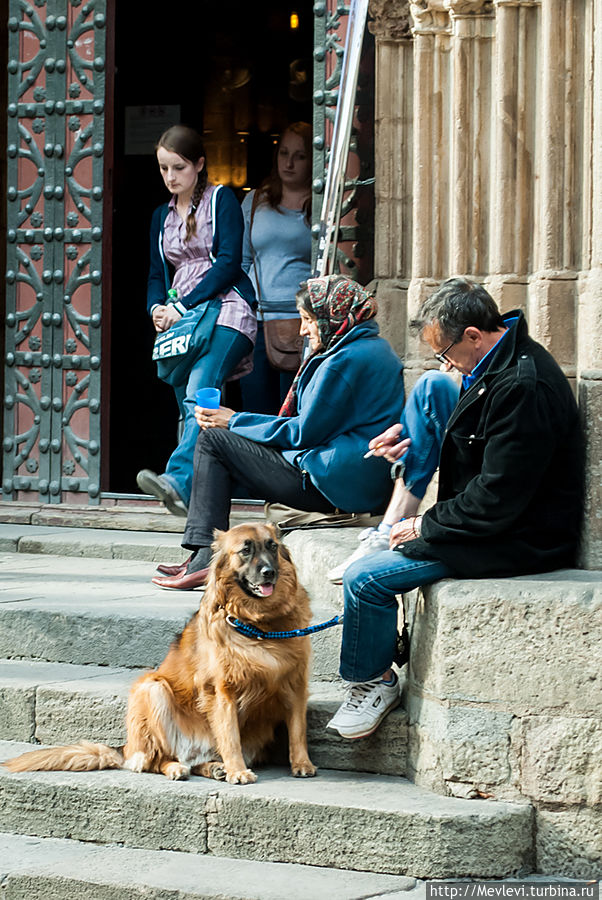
368, 0, 414, 359
406, 1, 452, 384
447, 1, 495, 278
487, 0, 539, 312
578, 0, 602, 569
529, 0, 583, 383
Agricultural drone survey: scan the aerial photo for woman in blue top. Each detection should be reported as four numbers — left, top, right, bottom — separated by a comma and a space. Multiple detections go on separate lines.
152, 275, 406, 590
136, 126, 257, 515
239, 122, 312, 414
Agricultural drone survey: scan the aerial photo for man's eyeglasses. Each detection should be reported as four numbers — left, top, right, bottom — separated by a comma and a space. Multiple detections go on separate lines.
433, 339, 457, 365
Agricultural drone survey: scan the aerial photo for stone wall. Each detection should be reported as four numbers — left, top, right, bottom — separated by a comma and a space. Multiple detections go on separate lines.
368, 0, 602, 568
404, 572, 602, 878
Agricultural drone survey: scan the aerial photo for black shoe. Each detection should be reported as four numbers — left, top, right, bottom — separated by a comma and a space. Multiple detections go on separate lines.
136, 469, 188, 517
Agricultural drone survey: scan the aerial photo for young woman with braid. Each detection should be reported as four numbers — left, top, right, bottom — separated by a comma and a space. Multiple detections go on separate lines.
137, 125, 257, 516
239, 122, 312, 414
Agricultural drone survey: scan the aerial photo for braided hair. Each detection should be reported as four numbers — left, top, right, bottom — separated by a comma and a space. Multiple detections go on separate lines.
156, 125, 208, 242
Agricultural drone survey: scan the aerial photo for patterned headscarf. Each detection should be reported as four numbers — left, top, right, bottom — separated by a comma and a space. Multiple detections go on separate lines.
279, 275, 378, 417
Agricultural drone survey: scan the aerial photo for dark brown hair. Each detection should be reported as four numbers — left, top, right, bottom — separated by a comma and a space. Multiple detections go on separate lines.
252, 122, 312, 223
156, 125, 208, 242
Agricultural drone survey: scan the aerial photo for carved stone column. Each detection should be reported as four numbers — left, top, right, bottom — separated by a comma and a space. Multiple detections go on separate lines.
577, 0, 602, 569
446, 1, 495, 278
368, 1, 414, 358
487, 1, 539, 312
528, 0, 584, 383
405, 1, 452, 383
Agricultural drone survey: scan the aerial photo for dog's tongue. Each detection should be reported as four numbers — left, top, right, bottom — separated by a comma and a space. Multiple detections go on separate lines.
260, 583, 274, 597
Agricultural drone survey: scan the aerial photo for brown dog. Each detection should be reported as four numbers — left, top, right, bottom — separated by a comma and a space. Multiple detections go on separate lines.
3, 523, 316, 784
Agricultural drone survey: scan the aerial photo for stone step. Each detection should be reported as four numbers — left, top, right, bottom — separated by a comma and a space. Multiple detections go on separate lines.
0, 515, 343, 570
0, 522, 189, 564
0, 521, 353, 614
0, 832, 416, 900
0, 660, 408, 777
0, 552, 342, 679
0, 740, 534, 879
0, 500, 267, 534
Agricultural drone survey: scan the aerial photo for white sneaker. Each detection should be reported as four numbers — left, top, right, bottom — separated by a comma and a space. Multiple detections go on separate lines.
327, 527, 390, 584
326, 676, 400, 739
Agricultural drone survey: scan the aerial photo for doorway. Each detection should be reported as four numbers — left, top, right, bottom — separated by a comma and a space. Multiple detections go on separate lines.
107, 2, 313, 493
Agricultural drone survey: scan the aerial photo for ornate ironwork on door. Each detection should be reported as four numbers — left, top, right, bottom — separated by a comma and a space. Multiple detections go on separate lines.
312, 0, 374, 283
3, 0, 107, 504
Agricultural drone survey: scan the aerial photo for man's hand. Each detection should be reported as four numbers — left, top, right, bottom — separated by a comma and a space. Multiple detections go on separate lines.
152, 304, 182, 333
390, 516, 422, 549
368, 424, 411, 463
195, 406, 235, 430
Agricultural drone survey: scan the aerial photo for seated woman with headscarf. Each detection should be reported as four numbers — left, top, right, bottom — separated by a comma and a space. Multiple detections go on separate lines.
151, 274, 406, 589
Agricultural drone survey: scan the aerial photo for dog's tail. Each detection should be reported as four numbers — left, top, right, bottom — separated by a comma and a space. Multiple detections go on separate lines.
2, 741, 124, 773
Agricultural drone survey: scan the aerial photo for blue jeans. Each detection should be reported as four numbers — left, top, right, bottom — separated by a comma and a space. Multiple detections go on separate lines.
162, 326, 253, 506
239, 321, 296, 414
339, 370, 460, 682
396, 370, 459, 499
340, 552, 454, 682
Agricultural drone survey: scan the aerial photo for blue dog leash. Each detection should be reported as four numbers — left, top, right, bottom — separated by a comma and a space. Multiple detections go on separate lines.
226, 613, 343, 641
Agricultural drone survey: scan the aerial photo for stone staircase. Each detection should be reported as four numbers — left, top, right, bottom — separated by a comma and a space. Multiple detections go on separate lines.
0, 510, 599, 898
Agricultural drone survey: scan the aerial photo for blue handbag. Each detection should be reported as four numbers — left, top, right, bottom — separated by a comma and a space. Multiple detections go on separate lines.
152, 300, 221, 387
152, 184, 223, 388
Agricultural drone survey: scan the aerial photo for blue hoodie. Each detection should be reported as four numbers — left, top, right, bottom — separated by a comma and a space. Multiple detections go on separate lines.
228, 320, 405, 513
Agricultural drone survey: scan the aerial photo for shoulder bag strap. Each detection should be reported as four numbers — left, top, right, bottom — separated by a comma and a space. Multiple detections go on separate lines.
249, 190, 265, 319
158, 203, 171, 294
208, 183, 223, 264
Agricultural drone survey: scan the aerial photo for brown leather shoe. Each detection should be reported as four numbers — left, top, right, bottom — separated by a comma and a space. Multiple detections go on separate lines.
155, 555, 193, 577
151, 567, 209, 590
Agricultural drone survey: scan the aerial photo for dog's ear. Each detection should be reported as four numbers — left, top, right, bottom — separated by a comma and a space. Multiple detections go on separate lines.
210, 571, 230, 616
278, 541, 292, 563
212, 529, 226, 553
208, 530, 230, 595
266, 522, 281, 540
211, 543, 230, 581
204, 545, 230, 615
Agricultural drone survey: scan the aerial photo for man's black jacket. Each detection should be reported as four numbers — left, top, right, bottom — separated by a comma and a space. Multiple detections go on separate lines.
403, 311, 584, 578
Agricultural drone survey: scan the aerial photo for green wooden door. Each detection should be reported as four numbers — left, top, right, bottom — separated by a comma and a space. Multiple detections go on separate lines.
3, 0, 108, 504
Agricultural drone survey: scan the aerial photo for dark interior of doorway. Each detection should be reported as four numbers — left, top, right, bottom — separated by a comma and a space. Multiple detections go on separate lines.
108, 2, 313, 494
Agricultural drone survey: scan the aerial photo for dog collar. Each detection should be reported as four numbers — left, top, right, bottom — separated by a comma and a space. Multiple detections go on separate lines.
225, 613, 343, 640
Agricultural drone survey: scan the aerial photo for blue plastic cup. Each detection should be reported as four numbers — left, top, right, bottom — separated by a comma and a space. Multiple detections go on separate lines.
195, 387, 221, 409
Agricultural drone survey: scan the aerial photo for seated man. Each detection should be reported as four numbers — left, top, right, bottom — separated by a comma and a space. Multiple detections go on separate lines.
327, 277, 584, 740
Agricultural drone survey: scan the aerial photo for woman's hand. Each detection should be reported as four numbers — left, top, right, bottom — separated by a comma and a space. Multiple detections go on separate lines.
152, 305, 168, 332
162, 304, 183, 329
390, 516, 422, 549
368, 424, 411, 463
195, 406, 235, 430
152, 304, 182, 332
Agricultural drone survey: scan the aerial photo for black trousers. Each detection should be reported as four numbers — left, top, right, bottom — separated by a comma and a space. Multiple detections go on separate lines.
183, 428, 337, 549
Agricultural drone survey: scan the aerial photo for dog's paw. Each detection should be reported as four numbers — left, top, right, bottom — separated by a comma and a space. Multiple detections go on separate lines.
122, 751, 150, 773
193, 761, 227, 781
163, 762, 190, 781
225, 768, 257, 785
291, 759, 317, 778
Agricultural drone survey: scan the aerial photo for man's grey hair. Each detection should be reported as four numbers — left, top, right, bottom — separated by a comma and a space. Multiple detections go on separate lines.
410, 277, 505, 343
